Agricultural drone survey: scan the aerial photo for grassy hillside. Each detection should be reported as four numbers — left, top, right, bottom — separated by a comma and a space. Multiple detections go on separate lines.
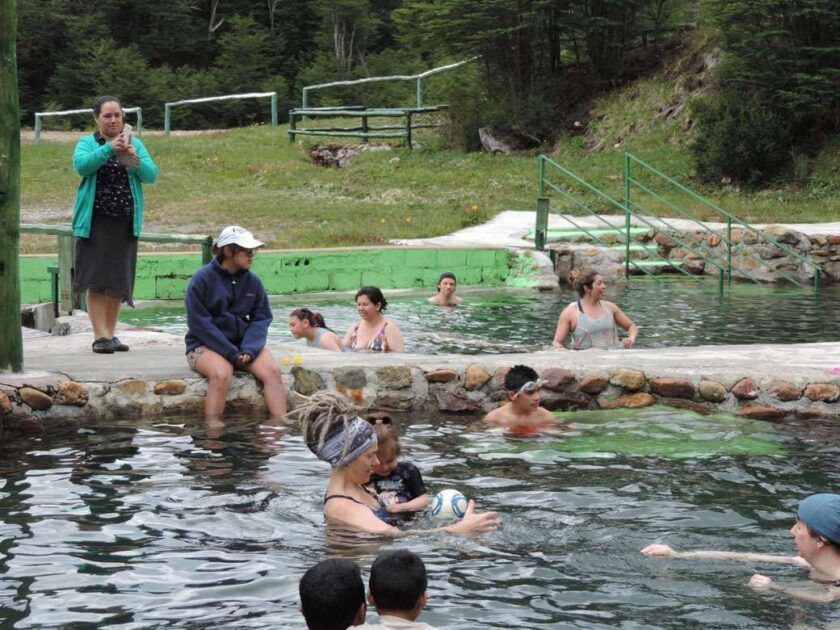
19, 37, 839, 254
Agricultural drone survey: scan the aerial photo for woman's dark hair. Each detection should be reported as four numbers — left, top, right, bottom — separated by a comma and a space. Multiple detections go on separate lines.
212, 243, 246, 261
570, 269, 600, 297
355, 286, 387, 312
93, 95, 121, 117
291, 307, 330, 331
436, 272, 457, 292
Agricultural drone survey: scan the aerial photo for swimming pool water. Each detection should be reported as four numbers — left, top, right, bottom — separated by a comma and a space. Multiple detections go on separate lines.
1, 408, 839, 628
119, 280, 840, 354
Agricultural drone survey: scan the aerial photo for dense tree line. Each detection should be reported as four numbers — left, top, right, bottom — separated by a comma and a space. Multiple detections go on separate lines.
16, 0, 840, 184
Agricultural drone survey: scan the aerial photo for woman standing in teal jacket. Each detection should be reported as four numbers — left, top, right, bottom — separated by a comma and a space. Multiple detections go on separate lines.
72, 95, 158, 354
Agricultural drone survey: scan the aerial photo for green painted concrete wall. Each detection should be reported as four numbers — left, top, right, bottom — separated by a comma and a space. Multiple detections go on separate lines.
19, 247, 512, 303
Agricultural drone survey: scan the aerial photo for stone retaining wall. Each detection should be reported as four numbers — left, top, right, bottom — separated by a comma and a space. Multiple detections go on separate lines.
3, 363, 838, 433
552, 225, 840, 285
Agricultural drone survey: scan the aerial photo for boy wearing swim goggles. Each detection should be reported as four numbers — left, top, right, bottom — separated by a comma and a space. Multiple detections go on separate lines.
483, 364, 556, 430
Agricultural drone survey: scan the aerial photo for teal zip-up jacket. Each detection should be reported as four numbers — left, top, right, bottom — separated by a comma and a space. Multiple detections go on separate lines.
71, 134, 158, 238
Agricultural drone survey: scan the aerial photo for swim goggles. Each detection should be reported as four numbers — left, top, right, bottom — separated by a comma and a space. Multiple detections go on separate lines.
511, 380, 543, 398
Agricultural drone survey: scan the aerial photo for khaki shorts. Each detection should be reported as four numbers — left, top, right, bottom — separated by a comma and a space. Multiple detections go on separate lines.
186, 345, 209, 371
186, 346, 251, 372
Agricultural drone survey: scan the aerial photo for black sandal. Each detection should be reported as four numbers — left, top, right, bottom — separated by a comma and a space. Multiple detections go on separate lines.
92, 337, 115, 354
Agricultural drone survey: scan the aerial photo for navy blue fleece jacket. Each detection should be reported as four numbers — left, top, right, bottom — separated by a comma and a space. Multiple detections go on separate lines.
184, 259, 273, 362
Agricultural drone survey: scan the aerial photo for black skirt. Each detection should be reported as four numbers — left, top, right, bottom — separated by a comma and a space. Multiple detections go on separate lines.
74, 211, 138, 306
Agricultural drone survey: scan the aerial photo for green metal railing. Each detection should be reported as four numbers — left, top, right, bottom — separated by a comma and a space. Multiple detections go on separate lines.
536, 156, 726, 291
624, 153, 820, 290
536, 153, 822, 291
20, 224, 212, 314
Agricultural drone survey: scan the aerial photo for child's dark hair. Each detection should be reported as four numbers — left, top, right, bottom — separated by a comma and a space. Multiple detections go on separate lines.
356, 286, 388, 312
300, 558, 365, 630
291, 307, 331, 331
373, 423, 401, 458
504, 364, 539, 392
369, 549, 427, 613
569, 269, 600, 297
436, 272, 456, 292
93, 95, 121, 117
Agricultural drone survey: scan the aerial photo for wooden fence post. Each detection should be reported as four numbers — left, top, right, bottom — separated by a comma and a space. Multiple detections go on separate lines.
0, 0, 23, 371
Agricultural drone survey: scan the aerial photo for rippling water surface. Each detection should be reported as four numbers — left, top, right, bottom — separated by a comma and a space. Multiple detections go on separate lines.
120, 280, 840, 354
1, 408, 839, 628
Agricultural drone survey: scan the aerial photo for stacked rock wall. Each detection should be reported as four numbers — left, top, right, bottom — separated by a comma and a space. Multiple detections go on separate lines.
3, 363, 838, 433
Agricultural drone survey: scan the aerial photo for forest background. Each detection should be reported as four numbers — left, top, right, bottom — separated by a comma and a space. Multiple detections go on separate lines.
17, 0, 840, 186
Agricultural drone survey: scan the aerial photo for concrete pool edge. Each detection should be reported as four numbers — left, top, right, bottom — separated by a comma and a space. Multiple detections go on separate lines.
2, 332, 839, 432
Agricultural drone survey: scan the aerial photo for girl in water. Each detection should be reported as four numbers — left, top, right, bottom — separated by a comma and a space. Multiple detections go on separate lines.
344, 286, 405, 352
288, 308, 344, 352
552, 269, 638, 350
288, 391, 498, 536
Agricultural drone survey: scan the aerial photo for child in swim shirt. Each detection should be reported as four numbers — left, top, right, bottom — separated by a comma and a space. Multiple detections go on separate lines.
365, 421, 429, 515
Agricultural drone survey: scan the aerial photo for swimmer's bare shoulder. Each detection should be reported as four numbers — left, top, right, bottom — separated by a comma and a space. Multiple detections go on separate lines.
483, 404, 509, 425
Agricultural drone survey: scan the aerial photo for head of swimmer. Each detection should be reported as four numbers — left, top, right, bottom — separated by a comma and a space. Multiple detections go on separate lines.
369, 422, 400, 476
436, 272, 457, 295
289, 308, 328, 339
572, 269, 606, 300
93, 95, 124, 140
505, 365, 542, 410
355, 286, 387, 321
791, 494, 840, 562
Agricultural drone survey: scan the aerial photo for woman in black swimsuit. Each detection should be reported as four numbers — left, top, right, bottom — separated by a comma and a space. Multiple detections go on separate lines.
288, 391, 498, 537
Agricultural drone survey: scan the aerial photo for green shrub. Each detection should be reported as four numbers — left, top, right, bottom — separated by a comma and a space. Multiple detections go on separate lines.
690, 91, 795, 186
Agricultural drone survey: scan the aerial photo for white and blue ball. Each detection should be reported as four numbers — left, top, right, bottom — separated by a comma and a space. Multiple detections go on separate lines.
430, 489, 468, 520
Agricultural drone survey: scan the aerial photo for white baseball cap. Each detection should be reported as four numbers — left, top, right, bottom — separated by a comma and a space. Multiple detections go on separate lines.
216, 225, 264, 250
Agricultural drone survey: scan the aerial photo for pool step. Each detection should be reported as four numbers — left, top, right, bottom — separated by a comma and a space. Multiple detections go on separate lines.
526, 226, 650, 244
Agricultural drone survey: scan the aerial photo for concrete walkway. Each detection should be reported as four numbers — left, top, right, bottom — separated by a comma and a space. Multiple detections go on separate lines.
394, 210, 840, 249
15, 329, 840, 384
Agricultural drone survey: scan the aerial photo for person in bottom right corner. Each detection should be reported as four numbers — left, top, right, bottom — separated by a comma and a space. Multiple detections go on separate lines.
356, 549, 437, 629
642, 493, 840, 603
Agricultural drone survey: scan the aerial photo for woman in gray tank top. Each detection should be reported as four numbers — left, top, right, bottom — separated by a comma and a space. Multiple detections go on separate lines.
552, 270, 639, 350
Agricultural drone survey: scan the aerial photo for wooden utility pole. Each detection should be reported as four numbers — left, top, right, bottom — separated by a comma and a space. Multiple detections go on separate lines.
0, 0, 23, 372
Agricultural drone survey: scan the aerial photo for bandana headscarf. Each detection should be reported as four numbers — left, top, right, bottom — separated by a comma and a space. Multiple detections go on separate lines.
310, 416, 376, 468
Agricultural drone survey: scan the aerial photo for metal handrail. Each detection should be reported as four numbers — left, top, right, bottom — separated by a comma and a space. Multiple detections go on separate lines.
538, 156, 724, 289
164, 92, 278, 135
540, 163, 723, 292
625, 153, 820, 289
301, 58, 478, 110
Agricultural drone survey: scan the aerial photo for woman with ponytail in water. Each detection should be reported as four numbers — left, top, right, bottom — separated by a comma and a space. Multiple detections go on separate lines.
289, 308, 345, 352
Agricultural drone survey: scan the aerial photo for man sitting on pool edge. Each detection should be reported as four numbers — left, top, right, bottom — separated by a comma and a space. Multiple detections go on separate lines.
642, 493, 840, 603
483, 365, 556, 433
